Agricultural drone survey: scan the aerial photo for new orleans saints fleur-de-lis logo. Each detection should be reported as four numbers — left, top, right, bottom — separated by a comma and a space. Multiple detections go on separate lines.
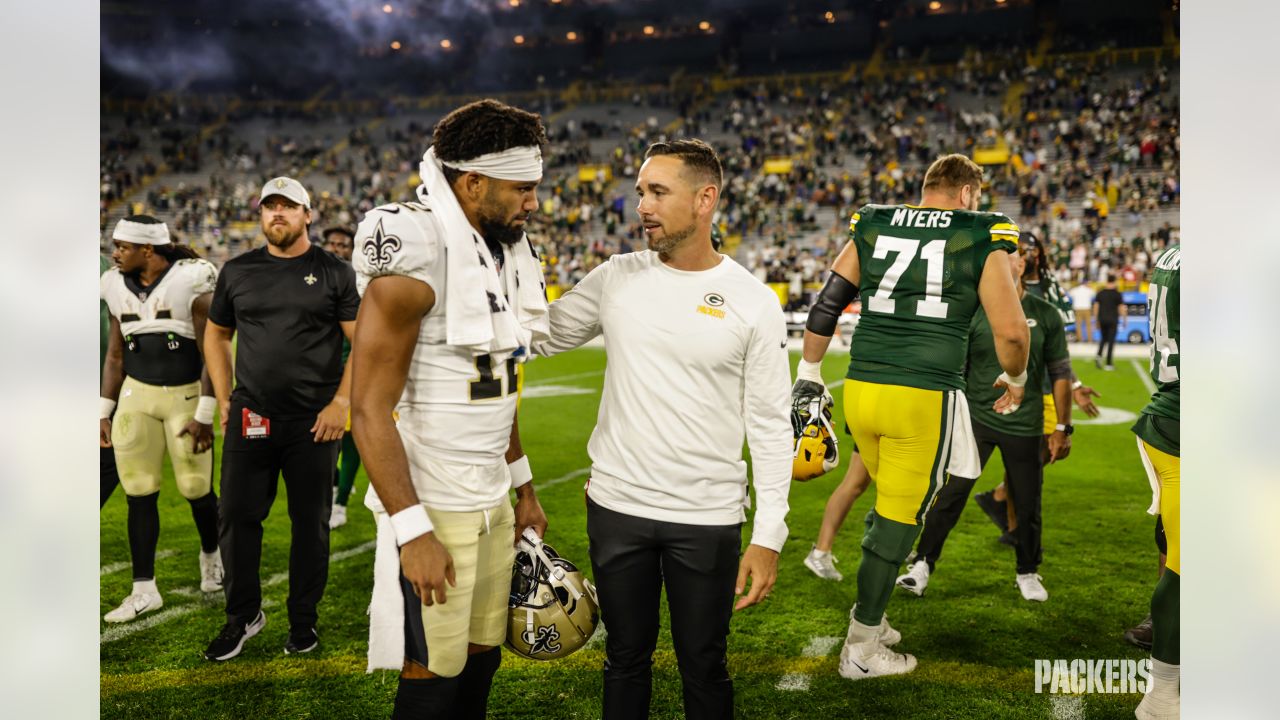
362, 219, 402, 272
526, 624, 562, 655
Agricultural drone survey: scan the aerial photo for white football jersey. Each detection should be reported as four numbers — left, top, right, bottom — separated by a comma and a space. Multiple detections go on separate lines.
353, 202, 521, 477
100, 258, 218, 339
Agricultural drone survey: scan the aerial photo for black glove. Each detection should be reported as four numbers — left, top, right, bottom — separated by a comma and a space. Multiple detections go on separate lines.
791, 379, 829, 438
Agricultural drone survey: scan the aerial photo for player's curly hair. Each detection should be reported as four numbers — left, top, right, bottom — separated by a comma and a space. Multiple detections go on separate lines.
644, 138, 723, 192
432, 99, 548, 185
123, 214, 201, 262
1019, 231, 1054, 280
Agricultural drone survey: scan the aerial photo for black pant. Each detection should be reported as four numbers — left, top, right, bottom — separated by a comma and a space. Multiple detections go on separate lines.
916, 420, 1044, 574
101, 445, 120, 508
1097, 319, 1118, 364
586, 498, 741, 720
218, 400, 338, 629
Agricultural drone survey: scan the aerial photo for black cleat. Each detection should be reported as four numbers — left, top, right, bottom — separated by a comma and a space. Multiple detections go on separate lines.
204, 611, 266, 662
284, 627, 319, 655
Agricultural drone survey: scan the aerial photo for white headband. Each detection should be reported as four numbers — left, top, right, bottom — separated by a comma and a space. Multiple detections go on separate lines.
112, 218, 171, 246
432, 145, 543, 182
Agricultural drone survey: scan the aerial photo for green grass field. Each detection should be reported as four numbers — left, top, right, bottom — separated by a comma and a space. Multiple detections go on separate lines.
101, 349, 1161, 719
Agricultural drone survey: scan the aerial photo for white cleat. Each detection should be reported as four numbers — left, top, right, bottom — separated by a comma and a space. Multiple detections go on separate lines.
1016, 573, 1048, 602
838, 639, 917, 680
104, 590, 163, 623
329, 503, 348, 529
804, 545, 842, 581
1134, 689, 1180, 719
200, 550, 224, 593
895, 560, 930, 596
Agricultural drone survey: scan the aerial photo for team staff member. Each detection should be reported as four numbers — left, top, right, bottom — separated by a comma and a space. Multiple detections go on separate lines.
896, 234, 1072, 602
202, 177, 359, 661
1093, 275, 1126, 370
1132, 244, 1180, 720
322, 226, 361, 530
352, 100, 550, 719
536, 139, 792, 720
795, 154, 1029, 679
100, 216, 224, 622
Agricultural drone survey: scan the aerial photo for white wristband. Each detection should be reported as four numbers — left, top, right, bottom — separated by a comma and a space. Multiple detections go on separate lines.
509, 455, 533, 490
796, 358, 824, 385
390, 504, 433, 546
1071, 380, 1084, 391
193, 396, 217, 425
100, 397, 117, 420
999, 370, 1029, 388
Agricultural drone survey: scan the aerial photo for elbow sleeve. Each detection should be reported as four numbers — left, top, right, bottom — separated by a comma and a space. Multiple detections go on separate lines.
1047, 357, 1073, 383
805, 272, 859, 337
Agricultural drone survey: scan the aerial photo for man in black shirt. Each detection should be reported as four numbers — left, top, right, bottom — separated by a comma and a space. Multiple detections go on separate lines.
1092, 276, 1127, 370
202, 177, 360, 661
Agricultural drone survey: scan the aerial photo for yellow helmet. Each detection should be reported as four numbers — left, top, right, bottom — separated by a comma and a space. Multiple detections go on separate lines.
792, 395, 838, 482
505, 529, 599, 661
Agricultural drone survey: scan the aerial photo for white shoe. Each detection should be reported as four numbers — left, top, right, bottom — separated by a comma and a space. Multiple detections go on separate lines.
847, 606, 901, 646
1134, 688, 1180, 719
838, 639, 917, 680
804, 545, 842, 581
895, 560, 930, 596
200, 551, 224, 593
1016, 573, 1048, 601
104, 590, 163, 623
329, 503, 347, 529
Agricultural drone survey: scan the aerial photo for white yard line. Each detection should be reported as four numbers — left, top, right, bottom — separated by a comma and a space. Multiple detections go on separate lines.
526, 370, 603, 386
1130, 359, 1158, 395
539, 467, 591, 490
775, 635, 841, 691
100, 549, 177, 577
101, 542, 374, 645
1049, 695, 1085, 720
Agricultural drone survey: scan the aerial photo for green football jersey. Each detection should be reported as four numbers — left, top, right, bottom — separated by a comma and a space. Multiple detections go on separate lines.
1132, 244, 1180, 455
967, 292, 1069, 436
1024, 274, 1073, 325
845, 204, 1019, 391
101, 255, 111, 380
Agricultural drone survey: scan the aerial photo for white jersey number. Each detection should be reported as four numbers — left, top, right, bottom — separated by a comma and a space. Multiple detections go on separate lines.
1147, 281, 1179, 383
866, 236, 949, 319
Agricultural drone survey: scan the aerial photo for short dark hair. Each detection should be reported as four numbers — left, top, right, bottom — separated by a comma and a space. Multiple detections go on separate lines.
644, 139, 723, 192
432, 99, 548, 185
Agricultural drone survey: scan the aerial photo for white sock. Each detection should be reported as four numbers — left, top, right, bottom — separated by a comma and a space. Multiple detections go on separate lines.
1149, 658, 1180, 697
201, 550, 218, 560
133, 579, 159, 595
846, 617, 879, 645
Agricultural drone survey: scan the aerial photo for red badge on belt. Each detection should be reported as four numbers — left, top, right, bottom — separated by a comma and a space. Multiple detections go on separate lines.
242, 408, 271, 439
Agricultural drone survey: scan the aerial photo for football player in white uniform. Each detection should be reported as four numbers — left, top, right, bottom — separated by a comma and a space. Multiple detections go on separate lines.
352, 100, 551, 719
100, 216, 223, 622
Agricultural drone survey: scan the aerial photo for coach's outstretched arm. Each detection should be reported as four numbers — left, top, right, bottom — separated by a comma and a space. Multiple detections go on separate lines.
352, 275, 456, 607
532, 261, 606, 357
978, 250, 1031, 414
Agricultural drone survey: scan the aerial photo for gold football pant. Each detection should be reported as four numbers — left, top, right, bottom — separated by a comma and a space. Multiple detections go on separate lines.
111, 377, 212, 499
1138, 439, 1180, 575
843, 379, 953, 525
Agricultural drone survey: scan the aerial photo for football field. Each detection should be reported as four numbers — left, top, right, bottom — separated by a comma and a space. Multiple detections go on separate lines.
100, 348, 1161, 719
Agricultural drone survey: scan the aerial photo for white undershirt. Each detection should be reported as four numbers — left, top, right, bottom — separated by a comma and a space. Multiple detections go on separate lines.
535, 250, 792, 551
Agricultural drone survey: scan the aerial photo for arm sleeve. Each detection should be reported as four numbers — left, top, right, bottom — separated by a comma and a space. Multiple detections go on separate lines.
532, 261, 608, 357
741, 299, 793, 552
335, 261, 361, 322
207, 265, 235, 328
1044, 307, 1071, 382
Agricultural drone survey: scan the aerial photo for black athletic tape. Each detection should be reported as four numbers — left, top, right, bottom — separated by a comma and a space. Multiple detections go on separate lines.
805, 272, 859, 337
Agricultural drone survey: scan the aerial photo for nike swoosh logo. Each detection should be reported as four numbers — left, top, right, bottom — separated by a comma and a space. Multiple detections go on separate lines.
779, 340, 787, 349
849, 659, 870, 673
379, 206, 400, 214
185, 394, 198, 400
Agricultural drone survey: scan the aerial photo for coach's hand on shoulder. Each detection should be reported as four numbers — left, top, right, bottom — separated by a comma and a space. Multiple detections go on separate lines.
312, 398, 349, 443
400, 533, 456, 607
177, 419, 215, 454
734, 544, 780, 611
100, 418, 112, 448
513, 485, 548, 546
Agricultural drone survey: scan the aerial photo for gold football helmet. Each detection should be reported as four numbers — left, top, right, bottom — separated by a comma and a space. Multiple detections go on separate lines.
506, 528, 599, 661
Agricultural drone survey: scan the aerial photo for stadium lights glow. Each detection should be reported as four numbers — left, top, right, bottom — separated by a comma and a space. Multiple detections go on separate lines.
514, 34, 525, 44
825, 11, 835, 22
566, 31, 577, 41
440, 38, 452, 49
510, 0, 521, 6
390, 40, 401, 50
643, 25, 655, 35
928, 1, 941, 9
382, 4, 393, 13
698, 20, 710, 30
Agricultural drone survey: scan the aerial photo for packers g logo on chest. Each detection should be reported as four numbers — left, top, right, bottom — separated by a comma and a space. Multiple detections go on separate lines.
697, 292, 726, 319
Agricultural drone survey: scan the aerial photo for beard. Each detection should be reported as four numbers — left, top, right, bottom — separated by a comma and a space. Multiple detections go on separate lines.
264, 222, 305, 248
647, 222, 695, 255
478, 208, 527, 246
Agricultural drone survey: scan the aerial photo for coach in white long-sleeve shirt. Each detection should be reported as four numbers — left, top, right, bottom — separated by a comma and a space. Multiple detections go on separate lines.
535, 139, 792, 720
